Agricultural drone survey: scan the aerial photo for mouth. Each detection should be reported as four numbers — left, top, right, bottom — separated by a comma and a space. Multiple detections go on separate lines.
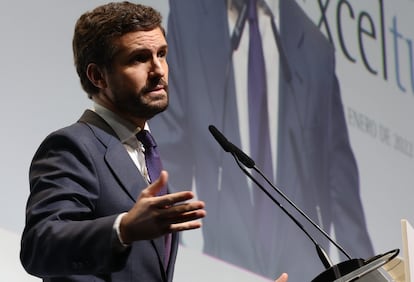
146, 81, 168, 93
152, 84, 165, 91
146, 85, 165, 95
143, 78, 168, 96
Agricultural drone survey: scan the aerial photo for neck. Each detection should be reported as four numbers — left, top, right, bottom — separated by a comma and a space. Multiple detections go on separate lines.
93, 100, 147, 130
229, 0, 280, 16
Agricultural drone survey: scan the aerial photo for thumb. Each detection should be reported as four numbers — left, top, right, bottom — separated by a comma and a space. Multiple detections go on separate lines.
145, 170, 168, 197
275, 273, 288, 282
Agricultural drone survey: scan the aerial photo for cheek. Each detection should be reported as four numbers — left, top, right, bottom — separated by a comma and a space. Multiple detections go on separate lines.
125, 69, 147, 89
163, 63, 169, 82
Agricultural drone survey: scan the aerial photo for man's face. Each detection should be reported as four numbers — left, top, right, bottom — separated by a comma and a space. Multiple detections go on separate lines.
99, 27, 169, 122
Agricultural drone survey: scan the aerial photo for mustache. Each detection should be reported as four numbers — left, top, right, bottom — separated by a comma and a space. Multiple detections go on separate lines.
142, 77, 168, 93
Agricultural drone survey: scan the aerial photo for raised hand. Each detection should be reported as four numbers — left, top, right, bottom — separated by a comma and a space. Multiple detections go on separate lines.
120, 170, 206, 243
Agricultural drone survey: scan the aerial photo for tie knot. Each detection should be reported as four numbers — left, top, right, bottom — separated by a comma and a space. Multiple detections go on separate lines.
248, 0, 258, 21
136, 130, 157, 149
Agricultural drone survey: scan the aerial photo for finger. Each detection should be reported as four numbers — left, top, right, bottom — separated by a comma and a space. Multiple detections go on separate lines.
171, 210, 207, 224
275, 273, 288, 282
156, 211, 205, 235
157, 206, 206, 234
143, 170, 168, 197
163, 201, 205, 215
156, 191, 197, 208
169, 220, 203, 232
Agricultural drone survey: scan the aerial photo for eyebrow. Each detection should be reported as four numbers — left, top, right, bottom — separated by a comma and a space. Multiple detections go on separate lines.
127, 43, 168, 55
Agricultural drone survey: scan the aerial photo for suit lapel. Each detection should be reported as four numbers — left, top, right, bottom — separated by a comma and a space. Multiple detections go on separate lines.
78, 110, 143, 202
78, 110, 170, 275
279, 0, 309, 129
104, 143, 144, 202
198, 0, 243, 146
277, 0, 312, 193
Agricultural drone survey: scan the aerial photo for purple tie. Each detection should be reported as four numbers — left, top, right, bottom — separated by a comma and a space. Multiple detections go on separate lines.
136, 130, 165, 192
247, 0, 276, 261
136, 129, 171, 267
248, 0, 273, 181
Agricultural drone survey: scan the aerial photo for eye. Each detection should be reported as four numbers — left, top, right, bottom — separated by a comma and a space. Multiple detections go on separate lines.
134, 53, 151, 63
158, 48, 168, 58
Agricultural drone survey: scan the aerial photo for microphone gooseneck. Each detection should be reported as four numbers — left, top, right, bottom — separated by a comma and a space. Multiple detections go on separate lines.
252, 156, 352, 261
208, 124, 340, 269
232, 153, 335, 270
208, 124, 399, 281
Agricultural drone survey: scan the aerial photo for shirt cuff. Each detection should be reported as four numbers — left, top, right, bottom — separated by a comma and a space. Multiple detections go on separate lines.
113, 212, 130, 248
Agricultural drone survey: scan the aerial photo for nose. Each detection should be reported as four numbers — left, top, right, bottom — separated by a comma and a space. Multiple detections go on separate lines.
150, 56, 166, 77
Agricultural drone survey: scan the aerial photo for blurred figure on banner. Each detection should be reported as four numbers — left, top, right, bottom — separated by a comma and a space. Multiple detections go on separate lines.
150, 0, 374, 281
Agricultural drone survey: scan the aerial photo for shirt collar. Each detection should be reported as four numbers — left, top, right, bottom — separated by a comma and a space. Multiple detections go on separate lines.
93, 103, 148, 148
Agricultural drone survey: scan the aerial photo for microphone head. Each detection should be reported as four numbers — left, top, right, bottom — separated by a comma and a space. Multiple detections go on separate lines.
208, 125, 255, 168
208, 125, 233, 152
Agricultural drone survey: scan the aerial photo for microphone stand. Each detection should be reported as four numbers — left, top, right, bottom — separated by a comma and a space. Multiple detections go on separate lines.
232, 153, 336, 269
209, 125, 399, 281
251, 160, 352, 262
232, 148, 399, 281
209, 122, 349, 269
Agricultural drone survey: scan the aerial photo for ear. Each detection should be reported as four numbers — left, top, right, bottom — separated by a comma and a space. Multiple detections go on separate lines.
86, 63, 107, 89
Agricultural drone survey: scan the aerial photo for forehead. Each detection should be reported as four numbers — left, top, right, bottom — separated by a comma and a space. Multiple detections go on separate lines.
115, 27, 167, 52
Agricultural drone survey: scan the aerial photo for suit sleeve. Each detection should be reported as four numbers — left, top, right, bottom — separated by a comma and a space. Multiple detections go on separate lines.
20, 130, 130, 277
328, 73, 375, 258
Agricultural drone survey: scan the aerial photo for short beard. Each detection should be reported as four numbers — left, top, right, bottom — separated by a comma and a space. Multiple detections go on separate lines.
114, 78, 169, 120
139, 77, 169, 119
135, 97, 168, 120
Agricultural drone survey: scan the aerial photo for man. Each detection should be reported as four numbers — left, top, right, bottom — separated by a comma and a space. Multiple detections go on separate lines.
19, 2, 289, 282
19, 2, 207, 282
150, 0, 374, 281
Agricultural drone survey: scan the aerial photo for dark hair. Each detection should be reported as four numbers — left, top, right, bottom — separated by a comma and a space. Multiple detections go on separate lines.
72, 1, 165, 97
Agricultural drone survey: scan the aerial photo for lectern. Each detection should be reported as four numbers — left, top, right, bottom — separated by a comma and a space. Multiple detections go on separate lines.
311, 249, 399, 282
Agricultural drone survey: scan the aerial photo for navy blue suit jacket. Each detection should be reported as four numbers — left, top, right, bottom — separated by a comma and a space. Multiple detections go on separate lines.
150, 0, 374, 281
21, 110, 178, 282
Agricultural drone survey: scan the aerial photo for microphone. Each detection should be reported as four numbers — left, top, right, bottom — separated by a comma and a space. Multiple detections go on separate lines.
208, 125, 399, 281
209, 125, 335, 269
208, 125, 254, 168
